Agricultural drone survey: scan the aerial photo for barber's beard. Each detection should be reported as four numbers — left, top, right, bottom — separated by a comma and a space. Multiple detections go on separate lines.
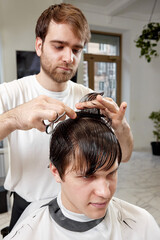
41, 59, 77, 83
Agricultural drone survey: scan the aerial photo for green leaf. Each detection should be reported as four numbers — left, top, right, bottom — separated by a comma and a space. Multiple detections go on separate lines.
135, 22, 160, 62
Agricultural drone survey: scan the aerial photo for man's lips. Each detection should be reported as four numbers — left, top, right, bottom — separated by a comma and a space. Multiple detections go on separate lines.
89, 201, 108, 208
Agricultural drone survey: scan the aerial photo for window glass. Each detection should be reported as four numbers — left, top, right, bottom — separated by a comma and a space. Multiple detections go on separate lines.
85, 33, 120, 56
94, 62, 117, 101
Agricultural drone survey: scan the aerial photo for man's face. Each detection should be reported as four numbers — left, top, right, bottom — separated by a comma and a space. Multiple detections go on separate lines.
53, 158, 118, 220
36, 21, 84, 83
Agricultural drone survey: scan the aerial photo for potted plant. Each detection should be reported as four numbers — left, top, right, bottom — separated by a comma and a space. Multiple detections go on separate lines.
149, 110, 160, 155
135, 22, 160, 62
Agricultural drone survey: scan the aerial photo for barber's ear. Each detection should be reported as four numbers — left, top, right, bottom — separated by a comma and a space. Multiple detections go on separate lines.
35, 37, 43, 57
50, 163, 62, 183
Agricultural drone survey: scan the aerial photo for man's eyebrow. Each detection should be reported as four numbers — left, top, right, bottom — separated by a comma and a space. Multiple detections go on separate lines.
50, 40, 84, 49
109, 166, 119, 174
108, 166, 119, 174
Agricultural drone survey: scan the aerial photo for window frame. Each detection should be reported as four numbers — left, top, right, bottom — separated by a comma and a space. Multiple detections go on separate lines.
84, 30, 122, 105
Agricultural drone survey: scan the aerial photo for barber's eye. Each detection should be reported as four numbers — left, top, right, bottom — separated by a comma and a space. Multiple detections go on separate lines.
55, 46, 63, 50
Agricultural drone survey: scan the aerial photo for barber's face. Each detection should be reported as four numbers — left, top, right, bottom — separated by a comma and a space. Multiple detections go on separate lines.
52, 159, 118, 219
36, 21, 84, 83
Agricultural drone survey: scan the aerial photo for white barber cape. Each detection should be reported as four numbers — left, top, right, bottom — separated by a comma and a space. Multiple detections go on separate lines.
4, 195, 160, 240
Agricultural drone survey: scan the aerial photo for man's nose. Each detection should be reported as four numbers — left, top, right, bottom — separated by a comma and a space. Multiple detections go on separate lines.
62, 48, 74, 64
94, 179, 111, 198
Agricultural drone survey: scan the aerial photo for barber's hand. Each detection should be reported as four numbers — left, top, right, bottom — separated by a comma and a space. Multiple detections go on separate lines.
75, 94, 127, 132
76, 94, 133, 163
8, 95, 77, 132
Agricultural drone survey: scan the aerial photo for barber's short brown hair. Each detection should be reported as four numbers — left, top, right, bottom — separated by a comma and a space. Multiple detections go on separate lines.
35, 3, 91, 44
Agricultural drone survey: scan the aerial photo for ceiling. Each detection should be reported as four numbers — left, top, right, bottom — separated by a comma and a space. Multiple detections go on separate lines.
66, 0, 160, 22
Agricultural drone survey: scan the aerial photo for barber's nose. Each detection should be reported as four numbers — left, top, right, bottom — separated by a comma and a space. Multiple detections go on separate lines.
62, 48, 74, 64
94, 179, 111, 198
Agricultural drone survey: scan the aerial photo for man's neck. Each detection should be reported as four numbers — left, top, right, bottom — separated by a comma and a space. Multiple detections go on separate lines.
36, 72, 68, 92
47, 197, 105, 232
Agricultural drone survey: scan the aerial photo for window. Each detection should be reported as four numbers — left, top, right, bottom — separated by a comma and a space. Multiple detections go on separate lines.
83, 31, 121, 105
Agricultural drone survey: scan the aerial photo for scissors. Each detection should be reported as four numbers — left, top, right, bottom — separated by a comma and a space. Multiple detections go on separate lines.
43, 111, 66, 134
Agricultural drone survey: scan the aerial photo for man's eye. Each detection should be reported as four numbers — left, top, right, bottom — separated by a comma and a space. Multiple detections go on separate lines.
72, 49, 81, 54
83, 175, 95, 180
108, 170, 117, 177
76, 174, 93, 180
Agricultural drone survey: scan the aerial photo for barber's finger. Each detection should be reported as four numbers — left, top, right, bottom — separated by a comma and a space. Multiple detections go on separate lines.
37, 95, 76, 119
96, 95, 119, 113
76, 94, 119, 113
42, 111, 64, 124
63, 105, 77, 119
45, 101, 77, 120
75, 97, 105, 110
117, 102, 127, 120
42, 108, 76, 124
36, 123, 46, 132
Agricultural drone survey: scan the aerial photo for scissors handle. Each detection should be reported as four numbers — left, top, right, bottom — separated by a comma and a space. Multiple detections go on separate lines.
44, 112, 66, 134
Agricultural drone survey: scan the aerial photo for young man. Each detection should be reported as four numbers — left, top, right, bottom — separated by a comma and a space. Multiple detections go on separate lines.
0, 3, 133, 231
4, 104, 160, 240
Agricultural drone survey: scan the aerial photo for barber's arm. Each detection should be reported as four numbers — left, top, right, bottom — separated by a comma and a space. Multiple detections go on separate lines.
75, 94, 133, 162
0, 95, 76, 140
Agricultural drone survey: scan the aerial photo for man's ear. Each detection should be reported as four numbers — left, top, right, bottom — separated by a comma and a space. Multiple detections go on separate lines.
50, 163, 62, 183
35, 37, 43, 57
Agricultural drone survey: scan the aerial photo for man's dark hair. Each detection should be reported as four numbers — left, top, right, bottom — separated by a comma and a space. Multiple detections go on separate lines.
50, 111, 121, 180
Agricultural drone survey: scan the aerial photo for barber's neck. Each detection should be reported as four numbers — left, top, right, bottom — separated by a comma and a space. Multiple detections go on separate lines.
36, 72, 68, 92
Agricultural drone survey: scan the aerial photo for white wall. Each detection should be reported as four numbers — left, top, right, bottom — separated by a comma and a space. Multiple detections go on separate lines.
0, 0, 62, 83
67, 3, 160, 152
0, 0, 160, 151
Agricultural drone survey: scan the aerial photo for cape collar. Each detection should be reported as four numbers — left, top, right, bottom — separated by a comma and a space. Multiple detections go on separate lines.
46, 198, 105, 232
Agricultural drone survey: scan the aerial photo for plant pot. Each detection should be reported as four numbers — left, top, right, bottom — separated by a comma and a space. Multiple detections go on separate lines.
151, 142, 160, 156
